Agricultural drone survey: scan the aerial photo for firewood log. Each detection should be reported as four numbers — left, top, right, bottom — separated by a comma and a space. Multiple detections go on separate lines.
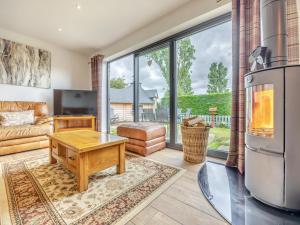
183, 116, 205, 127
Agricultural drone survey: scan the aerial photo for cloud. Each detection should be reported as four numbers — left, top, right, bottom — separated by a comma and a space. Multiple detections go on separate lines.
189, 21, 232, 94
109, 21, 232, 96
139, 56, 168, 98
109, 55, 134, 84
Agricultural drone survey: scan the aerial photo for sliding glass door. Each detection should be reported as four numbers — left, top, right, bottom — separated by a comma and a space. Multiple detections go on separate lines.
137, 46, 170, 140
107, 14, 232, 157
175, 21, 232, 153
108, 55, 134, 134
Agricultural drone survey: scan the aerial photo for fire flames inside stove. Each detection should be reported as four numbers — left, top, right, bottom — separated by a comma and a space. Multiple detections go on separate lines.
247, 84, 274, 138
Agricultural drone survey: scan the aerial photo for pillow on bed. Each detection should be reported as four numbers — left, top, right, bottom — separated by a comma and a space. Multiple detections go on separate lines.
0, 110, 35, 127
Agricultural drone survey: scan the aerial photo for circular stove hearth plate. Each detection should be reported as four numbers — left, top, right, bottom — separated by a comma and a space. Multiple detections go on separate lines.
198, 161, 300, 225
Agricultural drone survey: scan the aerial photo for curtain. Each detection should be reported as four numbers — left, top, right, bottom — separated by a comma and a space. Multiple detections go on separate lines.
226, 0, 261, 174
226, 0, 299, 174
91, 54, 104, 131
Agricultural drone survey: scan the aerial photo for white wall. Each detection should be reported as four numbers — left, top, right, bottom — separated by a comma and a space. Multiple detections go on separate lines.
0, 28, 90, 114
98, 0, 231, 61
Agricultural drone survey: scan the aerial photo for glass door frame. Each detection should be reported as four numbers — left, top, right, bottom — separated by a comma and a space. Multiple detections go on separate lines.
135, 43, 172, 141
106, 12, 231, 159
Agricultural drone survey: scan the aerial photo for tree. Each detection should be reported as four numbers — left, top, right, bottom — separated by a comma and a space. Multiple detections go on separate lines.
207, 62, 229, 94
147, 38, 195, 96
110, 77, 127, 89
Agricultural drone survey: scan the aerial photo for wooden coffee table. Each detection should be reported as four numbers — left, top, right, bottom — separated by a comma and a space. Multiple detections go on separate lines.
48, 130, 127, 192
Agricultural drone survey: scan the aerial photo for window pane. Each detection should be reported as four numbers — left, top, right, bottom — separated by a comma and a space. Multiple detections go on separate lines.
138, 46, 170, 141
175, 21, 232, 152
108, 55, 134, 134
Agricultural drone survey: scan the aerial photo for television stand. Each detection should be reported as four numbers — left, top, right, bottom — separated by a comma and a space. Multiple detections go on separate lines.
53, 115, 96, 132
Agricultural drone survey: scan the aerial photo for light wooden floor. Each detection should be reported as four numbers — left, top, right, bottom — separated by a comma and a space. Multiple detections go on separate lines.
0, 148, 229, 225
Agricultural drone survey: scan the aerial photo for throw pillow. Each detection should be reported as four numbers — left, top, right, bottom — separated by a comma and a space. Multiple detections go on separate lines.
34, 103, 49, 116
0, 110, 35, 127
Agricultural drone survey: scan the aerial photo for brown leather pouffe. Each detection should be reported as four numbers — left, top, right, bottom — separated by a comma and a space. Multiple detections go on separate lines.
117, 123, 166, 156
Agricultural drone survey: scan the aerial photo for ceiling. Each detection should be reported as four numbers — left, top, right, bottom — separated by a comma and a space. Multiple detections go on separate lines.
0, 0, 193, 55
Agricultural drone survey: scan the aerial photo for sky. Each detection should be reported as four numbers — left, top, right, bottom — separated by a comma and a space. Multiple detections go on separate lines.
109, 21, 232, 100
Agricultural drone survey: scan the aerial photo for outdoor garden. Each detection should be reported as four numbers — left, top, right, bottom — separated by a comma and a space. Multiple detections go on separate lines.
175, 92, 232, 151
110, 91, 232, 152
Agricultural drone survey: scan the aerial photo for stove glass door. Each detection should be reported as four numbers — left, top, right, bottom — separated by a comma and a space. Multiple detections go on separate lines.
247, 84, 274, 138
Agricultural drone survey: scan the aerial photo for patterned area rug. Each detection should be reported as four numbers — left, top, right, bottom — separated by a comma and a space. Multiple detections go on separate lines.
0, 154, 184, 225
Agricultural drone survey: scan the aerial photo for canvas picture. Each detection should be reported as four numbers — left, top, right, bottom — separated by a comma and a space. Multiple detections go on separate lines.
0, 37, 51, 88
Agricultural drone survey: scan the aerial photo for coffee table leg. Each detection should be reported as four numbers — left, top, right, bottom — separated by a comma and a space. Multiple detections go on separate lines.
78, 153, 88, 192
117, 143, 125, 174
78, 175, 88, 192
49, 139, 57, 164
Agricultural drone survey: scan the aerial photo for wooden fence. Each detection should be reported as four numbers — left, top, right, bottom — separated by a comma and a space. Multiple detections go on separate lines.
197, 115, 231, 128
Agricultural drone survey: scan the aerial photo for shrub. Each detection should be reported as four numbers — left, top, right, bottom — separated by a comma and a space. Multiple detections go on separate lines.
161, 92, 232, 116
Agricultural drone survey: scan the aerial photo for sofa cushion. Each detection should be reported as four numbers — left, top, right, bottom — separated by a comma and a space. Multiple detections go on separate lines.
34, 103, 49, 116
0, 124, 51, 141
0, 136, 48, 147
35, 116, 53, 125
117, 123, 166, 141
0, 110, 35, 127
0, 101, 48, 117
0, 139, 49, 156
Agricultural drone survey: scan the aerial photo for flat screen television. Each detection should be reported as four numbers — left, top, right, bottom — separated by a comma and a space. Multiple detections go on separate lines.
54, 89, 97, 116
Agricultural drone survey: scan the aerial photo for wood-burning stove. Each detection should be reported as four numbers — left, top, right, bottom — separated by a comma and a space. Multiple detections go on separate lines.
245, 66, 300, 211
245, 0, 300, 211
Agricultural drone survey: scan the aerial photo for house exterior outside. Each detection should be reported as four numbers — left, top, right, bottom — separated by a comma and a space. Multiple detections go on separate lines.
110, 84, 158, 121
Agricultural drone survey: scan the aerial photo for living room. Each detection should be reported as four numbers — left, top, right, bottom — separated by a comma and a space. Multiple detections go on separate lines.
0, 0, 300, 225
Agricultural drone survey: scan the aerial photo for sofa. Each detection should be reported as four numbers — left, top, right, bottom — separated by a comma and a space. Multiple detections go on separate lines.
0, 101, 52, 155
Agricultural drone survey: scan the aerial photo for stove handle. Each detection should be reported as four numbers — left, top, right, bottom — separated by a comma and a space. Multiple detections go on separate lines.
259, 147, 283, 157
246, 145, 283, 157
246, 145, 257, 152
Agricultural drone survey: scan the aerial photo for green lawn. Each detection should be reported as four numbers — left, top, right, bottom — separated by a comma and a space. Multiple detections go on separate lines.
110, 126, 117, 135
208, 127, 230, 151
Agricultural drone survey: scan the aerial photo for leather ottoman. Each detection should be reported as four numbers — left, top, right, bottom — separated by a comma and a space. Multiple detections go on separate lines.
117, 123, 166, 156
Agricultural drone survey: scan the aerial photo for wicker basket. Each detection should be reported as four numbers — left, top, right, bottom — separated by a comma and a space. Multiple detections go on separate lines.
181, 125, 210, 163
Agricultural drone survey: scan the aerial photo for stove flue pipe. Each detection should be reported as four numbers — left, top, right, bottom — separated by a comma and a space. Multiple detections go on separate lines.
261, 0, 288, 67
